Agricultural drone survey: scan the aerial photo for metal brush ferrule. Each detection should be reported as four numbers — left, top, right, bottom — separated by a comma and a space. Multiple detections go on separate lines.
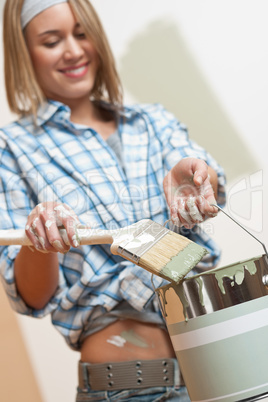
117, 221, 169, 264
117, 247, 140, 264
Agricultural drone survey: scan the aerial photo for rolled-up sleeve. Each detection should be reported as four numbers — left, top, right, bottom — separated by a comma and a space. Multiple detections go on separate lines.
0, 133, 67, 317
150, 104, 226, 207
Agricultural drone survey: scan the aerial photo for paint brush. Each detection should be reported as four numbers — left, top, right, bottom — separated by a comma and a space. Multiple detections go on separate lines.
0, 219, 207, 283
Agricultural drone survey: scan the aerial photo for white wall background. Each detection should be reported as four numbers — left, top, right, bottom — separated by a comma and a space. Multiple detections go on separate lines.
1, 1, 268, 401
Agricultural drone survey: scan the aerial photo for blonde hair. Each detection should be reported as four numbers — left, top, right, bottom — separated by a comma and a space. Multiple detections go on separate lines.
3, 0, 123, 117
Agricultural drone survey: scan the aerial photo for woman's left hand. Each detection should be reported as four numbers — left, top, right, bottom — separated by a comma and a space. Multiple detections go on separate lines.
163, 157, 218, 228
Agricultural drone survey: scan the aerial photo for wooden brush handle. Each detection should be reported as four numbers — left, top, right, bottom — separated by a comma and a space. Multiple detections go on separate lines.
0, 229, 32, 246
0, 220, 147, 247
0, 228, 116, 246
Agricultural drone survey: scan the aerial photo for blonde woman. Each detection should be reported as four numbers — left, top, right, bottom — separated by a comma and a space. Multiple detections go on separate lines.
0, 0, 226, 400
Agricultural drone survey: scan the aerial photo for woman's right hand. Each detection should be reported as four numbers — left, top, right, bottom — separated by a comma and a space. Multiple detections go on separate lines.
25, 202, 80, 253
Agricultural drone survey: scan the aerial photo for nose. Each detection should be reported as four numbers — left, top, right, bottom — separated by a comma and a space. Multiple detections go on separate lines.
63, 36, 84, 60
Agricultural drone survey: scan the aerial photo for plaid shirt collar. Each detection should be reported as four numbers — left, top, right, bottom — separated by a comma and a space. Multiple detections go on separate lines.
29, 99, 136, 129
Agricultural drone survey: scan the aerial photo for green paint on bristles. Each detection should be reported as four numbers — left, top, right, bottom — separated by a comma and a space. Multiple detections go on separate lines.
161, 242, 208, 284
138, 231, 208, 284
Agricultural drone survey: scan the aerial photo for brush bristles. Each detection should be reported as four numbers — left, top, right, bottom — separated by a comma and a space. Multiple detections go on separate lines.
138, 232, 193, 276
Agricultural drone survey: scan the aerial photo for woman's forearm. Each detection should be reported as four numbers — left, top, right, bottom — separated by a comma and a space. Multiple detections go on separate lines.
14, 247, 59, 310
13, 202, 79, 310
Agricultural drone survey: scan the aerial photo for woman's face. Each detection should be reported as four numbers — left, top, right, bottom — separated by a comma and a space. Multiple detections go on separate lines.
24, 3, 99, 106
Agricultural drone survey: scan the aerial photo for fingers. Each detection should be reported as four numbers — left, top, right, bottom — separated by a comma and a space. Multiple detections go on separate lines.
196, 195, 218, 216
192, 160, 210, 187
26, 215, 49, 253
170, 196, 205, 229
165, 158, 219, 228
170, 189, 219, 228
169, 179, 218, 228
196, 177, 218, 217
25, 202, 80, 253
53, 204, 80, 247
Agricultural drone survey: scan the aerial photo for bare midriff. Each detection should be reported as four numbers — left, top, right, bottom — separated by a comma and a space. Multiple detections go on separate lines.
80, 319, 175, 363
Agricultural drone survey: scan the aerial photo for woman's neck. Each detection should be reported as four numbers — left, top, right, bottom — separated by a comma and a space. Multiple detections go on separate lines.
68, 97, 97, 125
67, 97, 117, 139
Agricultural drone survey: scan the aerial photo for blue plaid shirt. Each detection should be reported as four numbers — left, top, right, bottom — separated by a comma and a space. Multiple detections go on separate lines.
0, 100, 226, 350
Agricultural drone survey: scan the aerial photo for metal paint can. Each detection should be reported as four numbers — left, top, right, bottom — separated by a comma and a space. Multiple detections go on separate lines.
156, 254, 268, 402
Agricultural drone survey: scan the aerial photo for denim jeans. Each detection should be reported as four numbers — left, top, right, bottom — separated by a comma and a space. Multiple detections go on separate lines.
76, 385, 190, 401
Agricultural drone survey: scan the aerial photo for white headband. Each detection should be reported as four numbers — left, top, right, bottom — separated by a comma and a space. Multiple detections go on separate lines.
21, 0, 68, 29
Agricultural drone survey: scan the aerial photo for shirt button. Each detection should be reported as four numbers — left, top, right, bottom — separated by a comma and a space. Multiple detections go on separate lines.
83, 131, 90, 138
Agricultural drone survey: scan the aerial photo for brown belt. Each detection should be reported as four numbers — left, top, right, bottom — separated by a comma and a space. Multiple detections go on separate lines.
78, 358, 184, 391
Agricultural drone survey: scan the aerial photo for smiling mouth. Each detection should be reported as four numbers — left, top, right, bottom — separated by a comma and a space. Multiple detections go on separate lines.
60, 63, 89, 77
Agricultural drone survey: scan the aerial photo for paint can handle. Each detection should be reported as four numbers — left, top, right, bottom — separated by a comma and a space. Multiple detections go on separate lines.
211, 204, 268, 260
